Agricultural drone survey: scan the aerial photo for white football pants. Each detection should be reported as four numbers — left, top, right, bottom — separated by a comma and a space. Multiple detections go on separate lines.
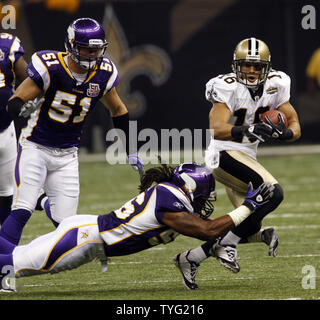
13, 215, 105, 277
0, 122, 17, 197
13, 138, 80, 222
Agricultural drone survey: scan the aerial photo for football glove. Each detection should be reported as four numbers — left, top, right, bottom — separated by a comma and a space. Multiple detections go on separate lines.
264, 114, 293, 140
231, 123, 273, 142
244, 123, 273, 142
19, 97, 45, 118
243, 182, 275, 211
128, 153, 144, 178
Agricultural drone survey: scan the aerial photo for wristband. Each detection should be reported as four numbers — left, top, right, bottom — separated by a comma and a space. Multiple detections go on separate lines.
281, 128, 293, 140
231, 126, 248, 138
227, 205, 252, 226
6, 97, 25, 119
112, 112, 130, 155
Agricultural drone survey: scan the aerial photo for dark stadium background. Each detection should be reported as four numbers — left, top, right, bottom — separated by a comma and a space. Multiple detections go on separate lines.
6, 0, 320, 152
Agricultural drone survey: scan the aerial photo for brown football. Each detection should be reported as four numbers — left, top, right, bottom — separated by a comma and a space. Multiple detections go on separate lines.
260, 109, 288, 128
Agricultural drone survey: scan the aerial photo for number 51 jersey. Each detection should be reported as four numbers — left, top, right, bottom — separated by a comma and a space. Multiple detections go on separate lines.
21, 50, 118, 148
205, 70, 291, 160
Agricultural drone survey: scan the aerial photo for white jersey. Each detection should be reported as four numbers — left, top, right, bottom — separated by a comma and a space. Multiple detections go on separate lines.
205, 70, 291, 159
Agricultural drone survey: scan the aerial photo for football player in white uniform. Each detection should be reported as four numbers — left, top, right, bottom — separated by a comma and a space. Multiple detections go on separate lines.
0, 162, 275, 292
175, 38, 301, 281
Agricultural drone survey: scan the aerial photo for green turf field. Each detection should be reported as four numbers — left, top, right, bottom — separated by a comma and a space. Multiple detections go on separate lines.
1, 153, 319, 300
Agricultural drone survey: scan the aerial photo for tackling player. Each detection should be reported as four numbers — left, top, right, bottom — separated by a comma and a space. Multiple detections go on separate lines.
0, 162, 274, 292
0, 18, 143, 246
175, 38, 301, 283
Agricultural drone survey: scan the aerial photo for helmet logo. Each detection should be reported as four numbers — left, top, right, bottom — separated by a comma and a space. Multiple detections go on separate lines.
180, 172, 196, 200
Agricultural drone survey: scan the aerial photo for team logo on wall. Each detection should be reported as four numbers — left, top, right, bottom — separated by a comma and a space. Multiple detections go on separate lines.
87, 83, 100, 97
102, 5, 172, 118
0, 49, 4, 61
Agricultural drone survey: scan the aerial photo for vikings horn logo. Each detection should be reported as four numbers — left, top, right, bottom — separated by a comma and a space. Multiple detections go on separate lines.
0, 49, 4, 61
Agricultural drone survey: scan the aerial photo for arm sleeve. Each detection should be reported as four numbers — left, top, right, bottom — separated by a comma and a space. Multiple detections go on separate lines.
26, 53, 49, 91
275, 72, 291, 108
9, 36, 24, 65
205, 76, 234, 112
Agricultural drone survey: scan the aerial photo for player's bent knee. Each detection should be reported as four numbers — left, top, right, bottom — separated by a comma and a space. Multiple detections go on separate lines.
272, 184, 284, 206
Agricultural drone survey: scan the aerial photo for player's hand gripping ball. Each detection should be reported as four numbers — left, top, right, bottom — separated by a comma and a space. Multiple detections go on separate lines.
260, 110, 288, 139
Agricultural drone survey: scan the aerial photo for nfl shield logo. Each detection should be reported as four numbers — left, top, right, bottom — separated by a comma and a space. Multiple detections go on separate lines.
87, 83, 100, 97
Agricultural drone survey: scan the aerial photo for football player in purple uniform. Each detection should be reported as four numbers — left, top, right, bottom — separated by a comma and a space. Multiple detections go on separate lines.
0, 162, 274, 292
0, 33, 28, 226
1, 18, 143, 246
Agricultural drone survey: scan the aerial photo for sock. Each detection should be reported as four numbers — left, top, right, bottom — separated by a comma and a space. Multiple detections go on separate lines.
0, 204, 11, 225
219, 231, 241, 247
0, 253, 13, 272
187, 246, 208, 264
0, 236, 16, 254
0, 209, 32, 245
44, 200, 59, 228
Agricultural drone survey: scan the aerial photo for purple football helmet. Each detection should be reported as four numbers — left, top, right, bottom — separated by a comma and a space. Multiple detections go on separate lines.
65, 18, 108, 70
172, 163, 216, 219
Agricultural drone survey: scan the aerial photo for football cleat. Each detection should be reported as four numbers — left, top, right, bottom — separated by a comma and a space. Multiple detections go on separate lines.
262, 227, 279, 257
0, 274, 16, 293
173, 250, 199, 290
211, 242, 240, 273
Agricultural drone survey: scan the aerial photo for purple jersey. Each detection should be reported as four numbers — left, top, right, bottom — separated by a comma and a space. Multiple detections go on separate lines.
0, 33, 24, 132
97, 182, 194, 257
22, 50, 118, 148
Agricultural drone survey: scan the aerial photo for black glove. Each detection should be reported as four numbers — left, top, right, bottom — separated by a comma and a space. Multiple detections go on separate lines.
264, 114, 293, 140
231, 123, 273, 142
243, 182, 275, 211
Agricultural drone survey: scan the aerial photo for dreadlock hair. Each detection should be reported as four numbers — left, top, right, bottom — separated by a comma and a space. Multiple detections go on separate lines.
138, 162, 175, 193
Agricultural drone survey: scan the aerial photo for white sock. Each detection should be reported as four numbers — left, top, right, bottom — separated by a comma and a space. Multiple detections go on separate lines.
220, 231, 241, 247
187, 246, 208, 264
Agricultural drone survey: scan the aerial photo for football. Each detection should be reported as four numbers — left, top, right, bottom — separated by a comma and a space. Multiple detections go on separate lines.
260, 109, 288, 128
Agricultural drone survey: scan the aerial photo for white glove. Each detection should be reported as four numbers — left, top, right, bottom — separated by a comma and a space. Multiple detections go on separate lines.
19, 97, 45, 118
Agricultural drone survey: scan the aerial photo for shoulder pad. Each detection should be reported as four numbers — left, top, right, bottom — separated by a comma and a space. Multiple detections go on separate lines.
205, 73, 237, 104
267, 70, 291, 88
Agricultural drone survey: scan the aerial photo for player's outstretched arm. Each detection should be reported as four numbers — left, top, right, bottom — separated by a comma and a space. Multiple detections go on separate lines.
162, 182, 275, 241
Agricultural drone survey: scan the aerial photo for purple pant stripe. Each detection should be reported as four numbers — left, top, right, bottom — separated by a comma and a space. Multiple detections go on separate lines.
14, 144, 22, 187
42, 228, 78, 271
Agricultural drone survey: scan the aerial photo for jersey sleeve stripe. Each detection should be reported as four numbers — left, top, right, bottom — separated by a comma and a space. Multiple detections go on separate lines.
31, 53, 51, 92
105, 61, 118, 92
8, 36, 20, 66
